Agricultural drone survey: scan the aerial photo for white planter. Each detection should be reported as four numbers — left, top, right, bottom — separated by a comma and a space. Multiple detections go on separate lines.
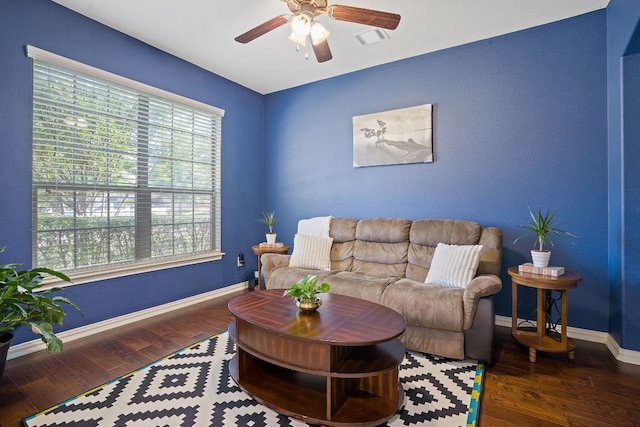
266, 233, 277, 244
531, 250, 551, 268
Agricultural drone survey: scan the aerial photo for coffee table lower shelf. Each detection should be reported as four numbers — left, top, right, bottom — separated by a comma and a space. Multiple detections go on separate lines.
228, 321, 405, 426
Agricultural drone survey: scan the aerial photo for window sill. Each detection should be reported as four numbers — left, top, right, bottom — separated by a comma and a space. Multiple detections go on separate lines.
42, 252, 225, 289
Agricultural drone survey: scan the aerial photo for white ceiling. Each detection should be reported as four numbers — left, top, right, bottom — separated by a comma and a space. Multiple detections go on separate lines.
51, 0, 609, 95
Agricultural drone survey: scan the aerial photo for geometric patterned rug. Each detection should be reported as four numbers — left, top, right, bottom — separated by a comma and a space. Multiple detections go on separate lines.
23, 331, 483, 427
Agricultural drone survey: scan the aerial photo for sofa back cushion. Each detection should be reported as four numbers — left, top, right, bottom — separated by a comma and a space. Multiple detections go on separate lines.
407, 219, 483, 282
352, 218, 411, 278
329, 218, 358, 271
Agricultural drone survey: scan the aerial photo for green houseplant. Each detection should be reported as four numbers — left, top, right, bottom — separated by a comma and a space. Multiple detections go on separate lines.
513, 208, 577, 267
258, 211, 277, 244
283, 274, 330, 313
0, 246, 82, 376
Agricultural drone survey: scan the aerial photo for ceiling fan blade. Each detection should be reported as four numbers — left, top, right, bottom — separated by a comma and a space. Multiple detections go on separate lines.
312, 39, 332, 63
327, 5, 400, 30
234, 15, 289, 44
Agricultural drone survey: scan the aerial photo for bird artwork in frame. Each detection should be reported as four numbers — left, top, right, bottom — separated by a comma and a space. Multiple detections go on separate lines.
353, 103, 433, 168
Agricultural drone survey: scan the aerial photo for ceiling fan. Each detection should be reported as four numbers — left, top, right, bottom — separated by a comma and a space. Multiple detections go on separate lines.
234, 0, 401, 63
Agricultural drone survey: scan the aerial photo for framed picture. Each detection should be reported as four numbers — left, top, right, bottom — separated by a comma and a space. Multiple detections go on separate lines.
353, 104, 433, 168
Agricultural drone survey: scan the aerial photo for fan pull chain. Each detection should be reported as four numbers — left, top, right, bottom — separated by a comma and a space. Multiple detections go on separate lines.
293, 38, 310, 60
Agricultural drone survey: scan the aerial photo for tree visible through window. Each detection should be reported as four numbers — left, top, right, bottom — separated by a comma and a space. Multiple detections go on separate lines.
31, 55, 222, 273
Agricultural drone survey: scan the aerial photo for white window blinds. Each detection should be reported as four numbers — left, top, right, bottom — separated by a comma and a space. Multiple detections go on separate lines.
28, 46, 223, 275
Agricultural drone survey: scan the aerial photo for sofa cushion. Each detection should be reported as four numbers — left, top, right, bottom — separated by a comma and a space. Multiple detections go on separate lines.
425, 243, 483, 288
266, 267, 334, 290
331, 242, 355, 271
289, 234, 333, 270
382, 278, 465, 332
326, 271, 396, 304
329, 218, 358, 271
352, 218, 410, 277
410, 219, 482, 247
356, 218, 412, 243
352, 241, 408, 277
329, 217, 358, 242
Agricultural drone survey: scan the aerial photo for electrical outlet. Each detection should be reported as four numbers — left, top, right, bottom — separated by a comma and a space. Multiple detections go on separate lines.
237, 252, 244, 268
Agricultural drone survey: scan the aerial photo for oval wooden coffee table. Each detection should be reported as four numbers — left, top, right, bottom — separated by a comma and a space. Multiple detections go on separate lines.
228, 289, 406, 427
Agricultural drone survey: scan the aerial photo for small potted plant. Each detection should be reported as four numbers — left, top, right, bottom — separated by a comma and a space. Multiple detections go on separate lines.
513, 208, 577, 267
283, 274, 330, 314
0, 246, 82, 377
258, 211, 277, 244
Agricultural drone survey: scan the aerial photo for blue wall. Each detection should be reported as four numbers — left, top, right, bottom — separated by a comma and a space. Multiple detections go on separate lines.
264, 11, 611, 335
607, 0, 640, 351
0, 0, 265, 345
621, 53, 640, 351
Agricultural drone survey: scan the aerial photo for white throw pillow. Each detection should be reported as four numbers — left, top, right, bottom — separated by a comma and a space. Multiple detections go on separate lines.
289, 234, 334, 271
425, 243, 483, 288
297, 216, 333, 237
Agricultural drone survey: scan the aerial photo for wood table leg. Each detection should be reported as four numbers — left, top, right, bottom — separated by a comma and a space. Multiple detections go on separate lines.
529, 347, 537, 362
511, 282, 518, 334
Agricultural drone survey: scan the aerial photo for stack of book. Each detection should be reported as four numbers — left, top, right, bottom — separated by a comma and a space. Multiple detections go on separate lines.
518, 263, 565, 277
259, 242, 284, 248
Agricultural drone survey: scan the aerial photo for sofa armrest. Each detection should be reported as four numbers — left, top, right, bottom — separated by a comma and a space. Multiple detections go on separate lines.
462, 274, 502, 329
261, 253, 291, 286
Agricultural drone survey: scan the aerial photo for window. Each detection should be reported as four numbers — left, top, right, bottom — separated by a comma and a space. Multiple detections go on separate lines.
28, 46, 224, 284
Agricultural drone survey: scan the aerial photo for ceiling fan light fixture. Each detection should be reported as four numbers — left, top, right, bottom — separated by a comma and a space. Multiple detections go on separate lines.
290, 13, 312, 37
288, 31, 307, 46
310, 21, 330, 45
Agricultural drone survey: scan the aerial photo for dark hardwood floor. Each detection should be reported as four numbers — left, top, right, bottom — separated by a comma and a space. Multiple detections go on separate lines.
1, 289, 639, 427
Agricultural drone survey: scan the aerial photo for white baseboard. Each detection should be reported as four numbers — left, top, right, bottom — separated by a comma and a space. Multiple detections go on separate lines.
495, 315, 640, 365
7, 282, 247, 360
604, 334, 640, 365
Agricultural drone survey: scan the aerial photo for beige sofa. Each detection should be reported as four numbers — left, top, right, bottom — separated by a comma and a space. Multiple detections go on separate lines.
261, 218, 503, 363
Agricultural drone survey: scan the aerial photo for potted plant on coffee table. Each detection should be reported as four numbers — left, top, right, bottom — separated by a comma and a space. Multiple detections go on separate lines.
283, 274, 330, 314
258, 211, 277, 244
0, 246, 82, 377
513, 208, 577, 267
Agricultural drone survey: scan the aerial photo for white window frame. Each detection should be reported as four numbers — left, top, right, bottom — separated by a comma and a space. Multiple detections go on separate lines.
27, 46, 225, 288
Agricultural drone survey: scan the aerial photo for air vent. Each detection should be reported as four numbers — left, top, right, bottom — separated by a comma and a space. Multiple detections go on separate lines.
354, 29, 390, 46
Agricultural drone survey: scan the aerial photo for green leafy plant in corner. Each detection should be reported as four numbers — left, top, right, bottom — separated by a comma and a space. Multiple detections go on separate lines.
258, 211, 277, 234
0, 246, 82, 352
283, 274, 330, 303
513, 208, 577, 251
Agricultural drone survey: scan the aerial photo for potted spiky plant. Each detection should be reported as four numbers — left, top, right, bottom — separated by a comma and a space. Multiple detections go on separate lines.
283, 274, 330, 314
258, 211, 277, 244
513, 208, 577, 267
0, 246, 82, 377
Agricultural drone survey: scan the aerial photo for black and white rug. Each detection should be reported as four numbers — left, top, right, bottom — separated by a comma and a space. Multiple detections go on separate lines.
23, 332, 483, 427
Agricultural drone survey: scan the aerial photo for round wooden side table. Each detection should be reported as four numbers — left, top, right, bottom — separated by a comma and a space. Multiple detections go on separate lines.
508, 266, 581, 362
251, 244, 290, 290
